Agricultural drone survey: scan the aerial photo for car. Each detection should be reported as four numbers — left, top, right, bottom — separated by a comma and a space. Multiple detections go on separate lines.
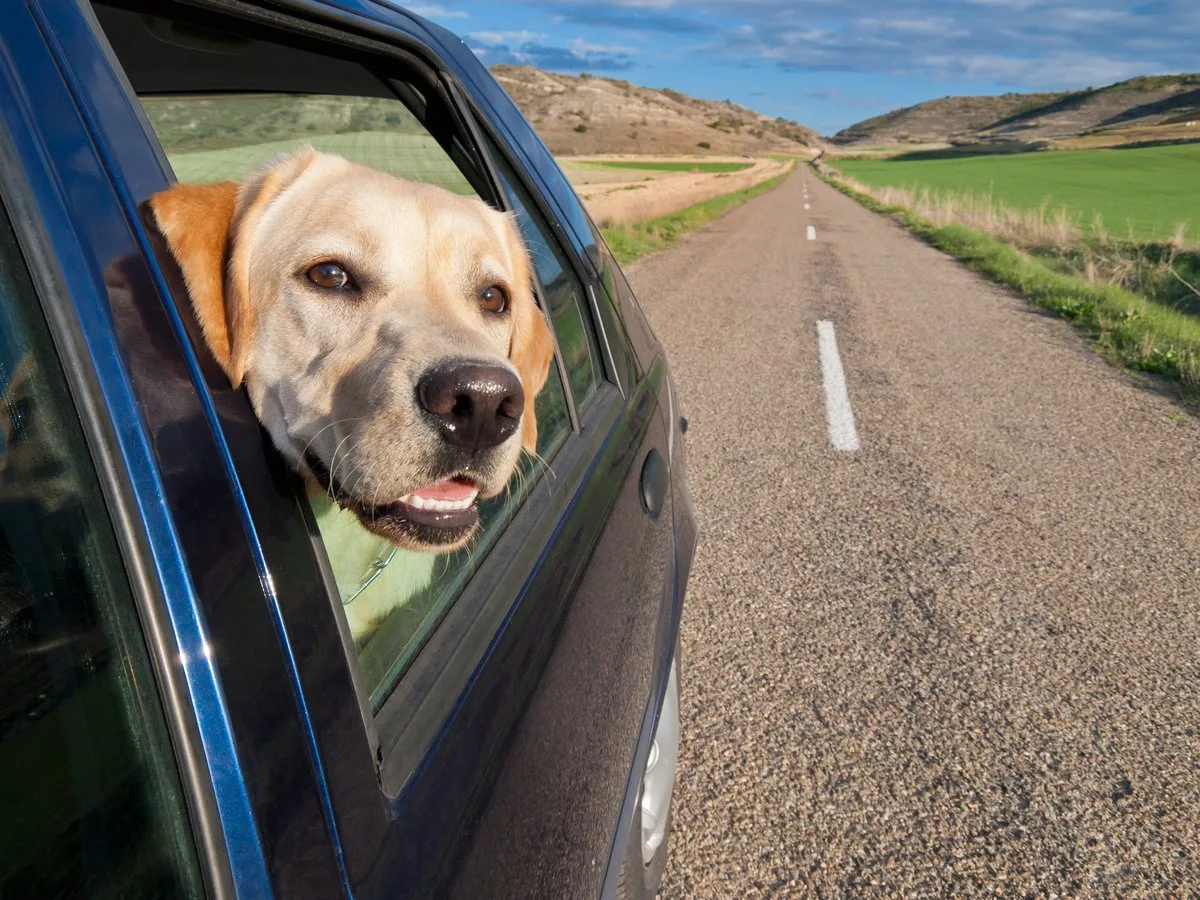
0, 1, 696, 897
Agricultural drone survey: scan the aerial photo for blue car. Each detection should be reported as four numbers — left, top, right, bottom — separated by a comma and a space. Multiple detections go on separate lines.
0, 1, 695, 897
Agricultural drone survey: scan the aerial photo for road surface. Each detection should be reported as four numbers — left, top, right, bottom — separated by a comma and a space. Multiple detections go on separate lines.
626, 170, 1200, 896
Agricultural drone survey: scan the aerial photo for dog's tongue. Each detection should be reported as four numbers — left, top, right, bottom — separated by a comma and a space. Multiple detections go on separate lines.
410, 477, 477, 503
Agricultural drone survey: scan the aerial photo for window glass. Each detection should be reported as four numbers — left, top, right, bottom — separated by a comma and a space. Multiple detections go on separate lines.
490, 149, 604, 410
0, 209, 202, 895
101, 7, 573, 710
144, 93, 475, 194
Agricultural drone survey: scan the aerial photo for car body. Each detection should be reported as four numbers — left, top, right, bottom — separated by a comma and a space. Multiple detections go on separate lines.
0, 1, 695, 897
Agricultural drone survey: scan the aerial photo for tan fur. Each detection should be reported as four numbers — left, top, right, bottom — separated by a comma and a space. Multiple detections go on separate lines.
506, 226, 556, 453
148, 149, 555, 553
148, 181, 241, 381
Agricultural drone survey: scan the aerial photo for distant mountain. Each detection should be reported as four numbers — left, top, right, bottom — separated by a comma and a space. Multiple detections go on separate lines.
831, 74, 1200, 149
491, 65, 821, 157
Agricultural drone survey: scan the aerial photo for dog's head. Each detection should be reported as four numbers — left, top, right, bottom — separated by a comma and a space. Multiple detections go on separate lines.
149, 149, 555, 552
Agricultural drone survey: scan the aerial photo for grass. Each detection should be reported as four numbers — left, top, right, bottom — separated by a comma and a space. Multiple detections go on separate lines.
600, 169, 790, 264
814, 164, 1200, 405
581, 160, 752, 174
836, 144, 1200, 244
167, 131, 474, 194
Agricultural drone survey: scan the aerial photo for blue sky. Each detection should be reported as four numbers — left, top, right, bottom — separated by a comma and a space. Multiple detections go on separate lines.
403, 0, 1200, 135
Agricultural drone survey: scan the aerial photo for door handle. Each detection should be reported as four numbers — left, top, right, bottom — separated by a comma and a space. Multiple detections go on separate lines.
639, 449, 667, 520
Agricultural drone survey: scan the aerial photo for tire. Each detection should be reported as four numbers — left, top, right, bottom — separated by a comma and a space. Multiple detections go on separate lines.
617, 654, 679, 899
616, 795, 672, 900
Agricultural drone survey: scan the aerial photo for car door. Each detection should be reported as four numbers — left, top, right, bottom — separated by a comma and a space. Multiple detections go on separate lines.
0, 8, 329, 897
60, 1, 682, 896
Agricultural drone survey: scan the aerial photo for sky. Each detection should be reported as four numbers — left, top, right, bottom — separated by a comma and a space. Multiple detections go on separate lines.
402, 0, 1200, 136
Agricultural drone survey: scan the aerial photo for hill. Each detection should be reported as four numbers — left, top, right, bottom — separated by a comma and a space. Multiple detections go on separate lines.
490, 65, 820, 156
831, 73, 1200, 149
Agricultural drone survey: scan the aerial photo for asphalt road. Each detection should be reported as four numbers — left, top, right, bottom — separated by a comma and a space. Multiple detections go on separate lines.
625, 170, 1200, 897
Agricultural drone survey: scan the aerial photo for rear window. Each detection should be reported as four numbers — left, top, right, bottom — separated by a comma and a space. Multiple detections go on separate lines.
93, 3, 574, 711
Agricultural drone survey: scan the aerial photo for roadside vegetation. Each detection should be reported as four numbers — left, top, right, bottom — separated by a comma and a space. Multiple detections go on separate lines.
815, 158, 1200, 405
600, 169, 791, 265
836, 144, 1200, 243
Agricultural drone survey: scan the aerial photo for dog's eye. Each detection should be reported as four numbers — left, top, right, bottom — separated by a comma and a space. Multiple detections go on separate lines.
479, 285, 508, 314
307, 262, 352, 291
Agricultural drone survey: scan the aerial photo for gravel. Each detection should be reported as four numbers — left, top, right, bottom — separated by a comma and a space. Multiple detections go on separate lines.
626, 171, 1200, 897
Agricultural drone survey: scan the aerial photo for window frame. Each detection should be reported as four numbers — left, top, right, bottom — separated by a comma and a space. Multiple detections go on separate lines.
461, 89, 633, 400
83, 0, 635, 792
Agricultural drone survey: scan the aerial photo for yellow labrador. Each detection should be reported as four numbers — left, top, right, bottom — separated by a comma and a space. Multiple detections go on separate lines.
150, 148, 555, 555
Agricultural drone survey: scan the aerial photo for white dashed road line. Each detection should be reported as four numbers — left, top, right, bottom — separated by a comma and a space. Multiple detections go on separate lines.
816, 320, 860, 452
806, 225, 816, 240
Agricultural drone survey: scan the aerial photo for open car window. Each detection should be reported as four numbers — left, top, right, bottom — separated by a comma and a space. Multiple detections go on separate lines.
92, 2, 575, 710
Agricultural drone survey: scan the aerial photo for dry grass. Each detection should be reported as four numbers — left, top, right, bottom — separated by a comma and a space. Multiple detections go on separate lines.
583, 158, 790, 226
828, 169, 1200, 310
835, 175, 1086, 246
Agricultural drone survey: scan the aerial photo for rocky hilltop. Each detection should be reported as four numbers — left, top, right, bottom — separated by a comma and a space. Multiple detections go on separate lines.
492, 65, 820, 156
832, 74, 1200, 149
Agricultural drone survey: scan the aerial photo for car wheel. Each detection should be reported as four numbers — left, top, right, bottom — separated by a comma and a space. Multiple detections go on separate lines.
617, 654, 679, 899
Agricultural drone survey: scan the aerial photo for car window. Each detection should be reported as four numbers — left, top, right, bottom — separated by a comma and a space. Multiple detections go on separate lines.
0, 206, 203, 895
489, 145, 604, 410
149, 93, 476, 194
94, 5, 573, 711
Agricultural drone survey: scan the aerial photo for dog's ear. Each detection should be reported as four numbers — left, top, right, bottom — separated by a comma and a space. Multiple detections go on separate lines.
148, 181, 243, 383
148, 148, 321, 387
505, 222, 557, 455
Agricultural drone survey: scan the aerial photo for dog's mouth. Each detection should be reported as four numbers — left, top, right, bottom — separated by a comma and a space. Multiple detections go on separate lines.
304, 452, 481, 550
374, 476, 480, 528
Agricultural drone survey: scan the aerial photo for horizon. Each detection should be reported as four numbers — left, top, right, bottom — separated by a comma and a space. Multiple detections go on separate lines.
401, 1, 1199, 136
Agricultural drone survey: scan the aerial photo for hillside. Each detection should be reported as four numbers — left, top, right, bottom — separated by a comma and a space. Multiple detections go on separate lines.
832, 92, 1069, 146
491, 65, 820, 156
832, 73, 1200, 149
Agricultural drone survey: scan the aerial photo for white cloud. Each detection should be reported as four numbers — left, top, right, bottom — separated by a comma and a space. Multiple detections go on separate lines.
466, 30, 549, 46
568, 37, 637, 55
404, 4, 468, 19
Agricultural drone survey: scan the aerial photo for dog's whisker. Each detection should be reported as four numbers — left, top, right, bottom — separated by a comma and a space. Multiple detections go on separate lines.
327, 432, 359, 495
300, 416, 366, 462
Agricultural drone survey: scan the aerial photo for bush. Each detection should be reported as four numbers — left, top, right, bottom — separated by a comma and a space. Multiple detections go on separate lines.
697, 141, 711, 149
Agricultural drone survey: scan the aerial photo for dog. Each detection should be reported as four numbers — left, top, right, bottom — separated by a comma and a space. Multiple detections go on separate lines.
150, 149, 555, 638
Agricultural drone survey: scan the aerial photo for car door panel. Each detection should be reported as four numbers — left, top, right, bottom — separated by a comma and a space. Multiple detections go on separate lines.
447, 369, 675, 900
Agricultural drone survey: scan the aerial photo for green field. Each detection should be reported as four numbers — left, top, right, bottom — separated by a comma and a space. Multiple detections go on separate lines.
837, 144, 1200, 243
582, 160, 752, 174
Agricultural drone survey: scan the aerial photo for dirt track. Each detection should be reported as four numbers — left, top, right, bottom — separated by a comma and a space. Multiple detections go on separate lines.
564, 157, 792, 225
627, 170, 1200, 896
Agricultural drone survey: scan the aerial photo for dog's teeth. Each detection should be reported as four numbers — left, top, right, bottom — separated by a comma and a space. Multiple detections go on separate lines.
398, 487, 478, 513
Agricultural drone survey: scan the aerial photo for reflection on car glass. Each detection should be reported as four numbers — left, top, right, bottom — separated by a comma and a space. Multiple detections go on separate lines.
491, 154, 603, 407
141, 94, 476, 194
318, 369, 570, 710
0, 228, 202, 895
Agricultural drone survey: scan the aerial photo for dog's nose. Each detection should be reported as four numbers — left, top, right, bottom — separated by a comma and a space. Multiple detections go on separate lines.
417, 362, 525, 452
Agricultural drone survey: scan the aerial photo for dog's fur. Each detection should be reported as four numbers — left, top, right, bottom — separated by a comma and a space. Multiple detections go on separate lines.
149, 149, 555, 562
